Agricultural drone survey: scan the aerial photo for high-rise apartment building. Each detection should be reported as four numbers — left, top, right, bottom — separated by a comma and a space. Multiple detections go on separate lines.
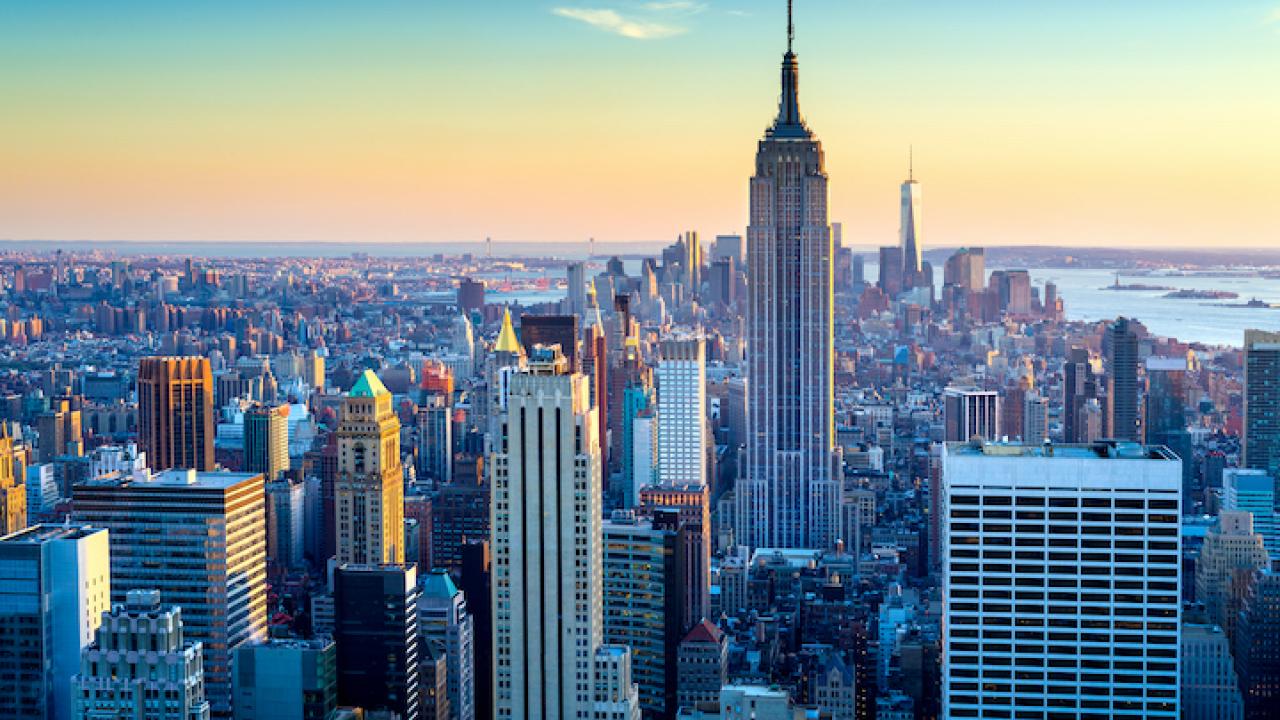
1244, 330, 1280, 480
942, 387, 1000, 442
137, 356, 215, 471
333, 563, 421, 720
334, 370, 404, 564
677, 620, 729, 710
491, 346, 604, 719
74, 589, 210, 720
420, 569, 476, 720
73, 469, 268, 718
1063, 347, 1104, 444
266, 478, 306, 572
245, 403, 290, 481
740, 8, 841, 550
941, 441, 1181, 719
1106, 317, 1141, 441
565, 263, 588, 320
0, 423, 26, 534
656, 336, 707, 488
232, 637, 337, 720
1022, 392, 1049, 444
0, 524, 111, 720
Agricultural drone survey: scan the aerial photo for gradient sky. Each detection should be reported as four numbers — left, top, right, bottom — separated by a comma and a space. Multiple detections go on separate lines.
3, 1, 1279, 248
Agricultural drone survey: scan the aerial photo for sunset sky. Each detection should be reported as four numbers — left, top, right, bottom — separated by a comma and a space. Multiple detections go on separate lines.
3, 1, 1279, 249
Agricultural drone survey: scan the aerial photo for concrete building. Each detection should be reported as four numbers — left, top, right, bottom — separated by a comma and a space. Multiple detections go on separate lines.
592, 645, 643, 720
1022, 392, 1049, 444
656, 336, 708, 488
137, 356, 215, 471
0, 524, 111, 720
232, 636, 337, 720
333, 563, 421, 720
266, 478, 307, 573
812, 649, 856, 720
335, 370, 405, 565
1180, 623, 1244, 720
1196, 511, 1270, 642
420, 569, 475, 720
73, 469, 268, 719
491, 346, 603, 719
74, 589, 209, 720
677, 620, 728, 710
941, 441, 1181, 719
719, 685, 803, 720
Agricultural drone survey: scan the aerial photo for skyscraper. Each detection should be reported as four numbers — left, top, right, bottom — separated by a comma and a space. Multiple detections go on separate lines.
244, 402, 290, 481
899, 154, 923, 289
941, 441, 1181, 719
740, 4, 841, 550
942, 386, 999, 442
73, 469, 268, 718
519, 314, 579, 371
334, 370, 405, 565
0, 524, 111, 720
1224, 468, 1278, 557
137, 356, 215, 471
333, 563, 421, 720
1106, 317, 1141, 441
491, 346, 604, 719
75, 589, 210, 720
420, 569, 476, 720
656, 336, 707, 488
1243, 329, 1280, 480
0, 423, 26, 535
1236, 569, 1280, 720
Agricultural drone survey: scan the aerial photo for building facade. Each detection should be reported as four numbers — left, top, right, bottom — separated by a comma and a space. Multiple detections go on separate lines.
941, 441, 1181, 719
1244, 330, 1280, 480
335, 370, 405, 565
491, 347, 604, 719
333, 563, 421, 720
72, 469, 268, 718
233, 637, 337, 720
656, 337, 707, 488
137, 356, 215, 472
738, 9, 841, 550
0, 524, 111, 720
74, 589, 210, 720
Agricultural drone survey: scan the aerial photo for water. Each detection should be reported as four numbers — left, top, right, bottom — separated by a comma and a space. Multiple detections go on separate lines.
866, 263, 1280, 347
1028, 268, 1280, 347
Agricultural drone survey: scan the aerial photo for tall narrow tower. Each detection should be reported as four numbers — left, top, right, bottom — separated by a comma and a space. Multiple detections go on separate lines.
335, 370, 405, 565
739, 1, 841, 549
899, 150, 923, 289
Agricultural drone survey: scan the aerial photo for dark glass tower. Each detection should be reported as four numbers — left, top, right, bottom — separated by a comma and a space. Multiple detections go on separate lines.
739, 2, 840, 549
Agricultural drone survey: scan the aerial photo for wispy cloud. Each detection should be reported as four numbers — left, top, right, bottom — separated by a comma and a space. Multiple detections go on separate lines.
552, 5, 692, 40
1269, 7, 1280, 24
642, 1, 706, 12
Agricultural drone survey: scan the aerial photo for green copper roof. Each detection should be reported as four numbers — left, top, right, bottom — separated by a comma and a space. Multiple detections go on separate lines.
421, 569, 459, 598
349, 369, 389, 398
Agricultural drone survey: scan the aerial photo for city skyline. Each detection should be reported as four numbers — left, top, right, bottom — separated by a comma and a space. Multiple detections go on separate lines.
4, 1, 1279, 248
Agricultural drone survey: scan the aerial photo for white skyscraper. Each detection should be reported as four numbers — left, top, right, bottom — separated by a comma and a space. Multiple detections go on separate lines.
941, 441, 1181, 719
656, 336, 707, 487
0, 524, 111, 720
943, 386, 1000, 442
491, 346, 604, 718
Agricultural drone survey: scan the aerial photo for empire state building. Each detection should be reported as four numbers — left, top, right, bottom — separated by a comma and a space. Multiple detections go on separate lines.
738, 3, 842, 550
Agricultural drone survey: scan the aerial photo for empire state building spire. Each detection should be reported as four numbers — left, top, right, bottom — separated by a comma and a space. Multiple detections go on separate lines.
772, 0, 808, 137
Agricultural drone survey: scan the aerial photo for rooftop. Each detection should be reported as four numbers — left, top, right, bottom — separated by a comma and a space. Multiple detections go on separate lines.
1, 523, 105, 544
349, 369, 389, 398
947, 440, 1177, 462
79, 468, 262, 490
